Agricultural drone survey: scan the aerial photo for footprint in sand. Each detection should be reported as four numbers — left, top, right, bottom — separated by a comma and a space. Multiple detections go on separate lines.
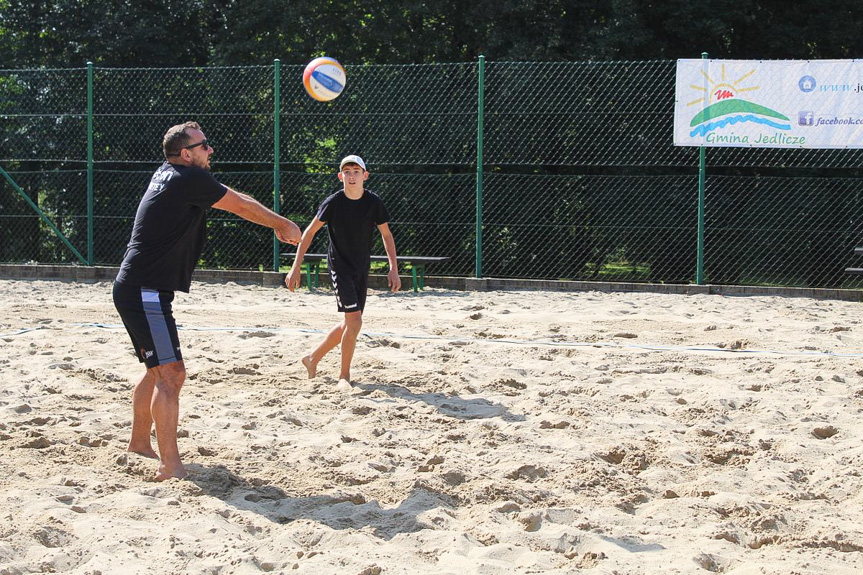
812, 425, 838, 439
238, 331, 275, 339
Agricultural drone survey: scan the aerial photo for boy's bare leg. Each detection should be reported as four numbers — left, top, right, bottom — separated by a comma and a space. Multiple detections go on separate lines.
150, 361, 188, 481
127, 370, 159, 459
302, 320, 346, 378
337, 311, 363, 387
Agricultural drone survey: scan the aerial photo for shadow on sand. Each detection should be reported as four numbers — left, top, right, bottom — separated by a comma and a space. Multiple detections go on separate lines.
185, 463, 451, 540
353, 382, 525, 422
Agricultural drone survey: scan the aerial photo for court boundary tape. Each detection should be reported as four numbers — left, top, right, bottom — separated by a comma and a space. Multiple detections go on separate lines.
0, 326, 45, 338
38, 321, 863, 359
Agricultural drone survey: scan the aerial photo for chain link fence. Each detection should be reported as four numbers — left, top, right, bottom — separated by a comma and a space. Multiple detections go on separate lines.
1, 60, 861, 288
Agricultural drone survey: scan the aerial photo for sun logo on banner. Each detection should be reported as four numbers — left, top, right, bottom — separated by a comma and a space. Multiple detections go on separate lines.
687, 64, 791, 137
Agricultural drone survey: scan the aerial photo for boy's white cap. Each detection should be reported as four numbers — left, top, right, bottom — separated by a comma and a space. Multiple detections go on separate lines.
339, 155, 366, 171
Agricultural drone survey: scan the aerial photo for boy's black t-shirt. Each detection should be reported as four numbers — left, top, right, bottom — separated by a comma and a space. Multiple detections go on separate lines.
115, 162, 227, 292
316, 189, 390, 277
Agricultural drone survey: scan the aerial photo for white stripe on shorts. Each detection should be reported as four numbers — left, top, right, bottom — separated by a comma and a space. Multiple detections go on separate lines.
141, 288, 177, 365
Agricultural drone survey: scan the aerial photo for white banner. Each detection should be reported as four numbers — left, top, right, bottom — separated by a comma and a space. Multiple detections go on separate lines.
673, 59, 863, 148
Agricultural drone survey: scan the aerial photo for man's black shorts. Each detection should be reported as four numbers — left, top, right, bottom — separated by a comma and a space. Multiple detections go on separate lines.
330, 269, 367, 313
112, 282, 182, 368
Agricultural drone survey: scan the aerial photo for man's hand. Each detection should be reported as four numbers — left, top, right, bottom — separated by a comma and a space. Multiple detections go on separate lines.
388, 268, 401, 293
285, 266, 302, 291
275, 220, 301, 245
213, 189, 302, 245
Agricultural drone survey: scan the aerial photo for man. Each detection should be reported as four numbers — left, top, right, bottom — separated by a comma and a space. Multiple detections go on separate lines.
286, 155, 400, 390
113, 121, 301, 480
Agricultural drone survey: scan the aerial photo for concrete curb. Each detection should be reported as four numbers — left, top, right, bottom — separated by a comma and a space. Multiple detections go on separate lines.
0, 264, 861, 301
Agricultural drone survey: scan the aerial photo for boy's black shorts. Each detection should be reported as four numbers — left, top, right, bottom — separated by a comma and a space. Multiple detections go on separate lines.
330, 269, 367, 313
113, 282, 182, 368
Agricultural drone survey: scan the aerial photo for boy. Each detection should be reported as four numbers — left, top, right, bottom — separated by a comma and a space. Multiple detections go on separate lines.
285, 155, 401, 389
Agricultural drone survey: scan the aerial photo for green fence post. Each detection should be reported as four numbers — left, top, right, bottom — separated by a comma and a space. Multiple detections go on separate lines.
696, 52, 708, 285
476, 55, 485, 279
87, 61, 94, 265
273, 59, 281, 272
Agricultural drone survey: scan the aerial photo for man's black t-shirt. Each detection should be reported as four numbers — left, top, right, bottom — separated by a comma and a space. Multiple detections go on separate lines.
115, 162, 227, 292
316, 189, 390, 277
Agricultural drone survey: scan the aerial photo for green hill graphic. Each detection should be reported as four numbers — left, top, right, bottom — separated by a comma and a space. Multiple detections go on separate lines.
690, 99, 789, 127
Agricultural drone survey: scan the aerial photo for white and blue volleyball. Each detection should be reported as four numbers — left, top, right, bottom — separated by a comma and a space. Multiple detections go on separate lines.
302, 57, 346, 102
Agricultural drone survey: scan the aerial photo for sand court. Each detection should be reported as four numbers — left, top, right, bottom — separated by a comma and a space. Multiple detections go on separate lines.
1, 278, 862, 574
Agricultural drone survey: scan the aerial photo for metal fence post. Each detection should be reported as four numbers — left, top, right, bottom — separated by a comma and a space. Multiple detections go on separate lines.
696, 52, 708, 285
273, 59, 281, 272
87, 61, 94, 265
476, 55, 485, 279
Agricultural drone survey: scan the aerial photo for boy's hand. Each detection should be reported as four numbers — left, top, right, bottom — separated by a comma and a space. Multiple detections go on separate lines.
388, 268, 401, 292
285, 266, 302, 291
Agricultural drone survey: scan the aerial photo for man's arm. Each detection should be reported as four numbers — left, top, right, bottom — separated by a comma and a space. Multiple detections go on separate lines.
285, 217, 326, 291
378, 222, 401, 293
212, 188, 301, 244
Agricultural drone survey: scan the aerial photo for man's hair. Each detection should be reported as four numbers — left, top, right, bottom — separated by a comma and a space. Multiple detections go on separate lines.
163, 121, 201, 159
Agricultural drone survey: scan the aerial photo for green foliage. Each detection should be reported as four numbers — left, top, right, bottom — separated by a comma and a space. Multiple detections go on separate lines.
3, 0, 861, 68
0, 0, 223, 67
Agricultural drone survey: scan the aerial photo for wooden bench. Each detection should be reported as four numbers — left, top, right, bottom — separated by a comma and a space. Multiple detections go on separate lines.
846, 247, 863, 275
282, 253, 451, 292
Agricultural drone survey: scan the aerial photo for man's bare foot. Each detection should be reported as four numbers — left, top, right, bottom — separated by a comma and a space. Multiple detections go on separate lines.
154, 463, 188, 481
127, 445, 159, 459
301, 355, 317, 379
336, 378, 353, 391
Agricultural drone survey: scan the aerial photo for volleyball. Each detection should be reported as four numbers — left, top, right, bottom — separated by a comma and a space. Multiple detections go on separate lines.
302, 57, 346, 102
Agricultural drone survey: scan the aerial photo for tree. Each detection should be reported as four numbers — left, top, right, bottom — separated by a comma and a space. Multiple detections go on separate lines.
0, 0, 223, 67
4, 1, 862, 68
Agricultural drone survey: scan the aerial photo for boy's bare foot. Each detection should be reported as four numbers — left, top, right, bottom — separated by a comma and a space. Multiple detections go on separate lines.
154, 463, 188, 481
301, 355, 317, 379
336, 378, 353, 391
127, 445, 159, 459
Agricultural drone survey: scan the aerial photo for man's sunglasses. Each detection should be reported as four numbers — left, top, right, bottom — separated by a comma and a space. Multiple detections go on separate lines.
184, 139, 210, 151
167, 139, 210, 156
